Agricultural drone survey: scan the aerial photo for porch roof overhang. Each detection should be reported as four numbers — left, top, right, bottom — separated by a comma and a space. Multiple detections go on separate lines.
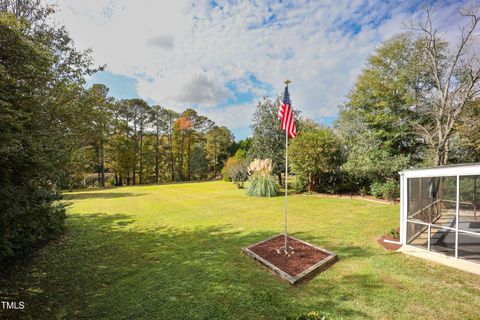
399, 163, 480, 179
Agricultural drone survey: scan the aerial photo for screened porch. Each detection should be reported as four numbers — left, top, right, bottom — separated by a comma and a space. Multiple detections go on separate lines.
400, 164, 480, 265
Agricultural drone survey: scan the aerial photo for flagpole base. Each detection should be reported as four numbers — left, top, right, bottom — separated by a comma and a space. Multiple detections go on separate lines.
275, 246, 295, 256
242, 234, 338, 285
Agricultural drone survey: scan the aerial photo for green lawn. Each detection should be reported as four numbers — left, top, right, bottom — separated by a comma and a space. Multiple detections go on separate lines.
1, 181, 480, 319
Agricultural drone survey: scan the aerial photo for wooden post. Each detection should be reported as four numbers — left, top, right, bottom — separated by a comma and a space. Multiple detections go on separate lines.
427, 178, 434, 223
474, 176, 477, 219
419, 178, 424, 221
439, 177, 444, 217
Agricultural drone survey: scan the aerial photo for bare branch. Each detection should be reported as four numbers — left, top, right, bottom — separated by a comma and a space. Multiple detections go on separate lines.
410, 2, 480, 165
444, 4, 480, 102
412, 123, 435, 147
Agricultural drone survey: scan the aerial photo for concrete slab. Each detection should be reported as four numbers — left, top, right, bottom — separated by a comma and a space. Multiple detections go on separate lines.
399, 245, 480, 275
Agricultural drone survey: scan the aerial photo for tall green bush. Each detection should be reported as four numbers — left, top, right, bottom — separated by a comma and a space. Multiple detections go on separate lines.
0, 8, 87, 263
249, 98, 292, 185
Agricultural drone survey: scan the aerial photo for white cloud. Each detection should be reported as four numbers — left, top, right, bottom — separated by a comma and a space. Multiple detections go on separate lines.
136, 67, 233, 108
48, 0, 470, 130
147, 35, 174, 50
198, 103, 254, 131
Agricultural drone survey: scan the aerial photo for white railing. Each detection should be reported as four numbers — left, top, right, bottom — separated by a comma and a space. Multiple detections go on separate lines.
407, 219, 480, 237
409, 199, 477, 219
406, 218, 480, 257
409, 199, 442, 219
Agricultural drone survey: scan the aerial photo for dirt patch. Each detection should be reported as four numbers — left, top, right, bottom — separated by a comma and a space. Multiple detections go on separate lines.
248, 235, 331, 277
312, 192, 396, 204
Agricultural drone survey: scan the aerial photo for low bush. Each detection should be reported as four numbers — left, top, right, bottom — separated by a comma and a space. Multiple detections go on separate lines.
390, 228, 400, 240
230, 160, 249, 188
222, 157, 248, 187
246, 174, 279, 197
221, 168, 231, 181
382, 180, 400, 202
221, 157, 234, 181
370, 180, 399, 202
292, 175, 308, 193
0, 188, 66, 264
370, 181, 384, 198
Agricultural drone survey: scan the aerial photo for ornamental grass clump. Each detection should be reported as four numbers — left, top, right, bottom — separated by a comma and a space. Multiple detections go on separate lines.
246, 159, 279, 197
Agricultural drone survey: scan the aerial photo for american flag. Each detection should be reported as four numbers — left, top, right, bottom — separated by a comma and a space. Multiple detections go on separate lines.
277, 85, 297, 138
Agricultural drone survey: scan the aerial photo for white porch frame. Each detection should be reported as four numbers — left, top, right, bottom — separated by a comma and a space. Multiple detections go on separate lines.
399, 163, 480, 265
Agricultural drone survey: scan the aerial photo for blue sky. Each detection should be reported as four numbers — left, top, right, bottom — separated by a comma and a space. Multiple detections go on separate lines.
55, 0, 467, 140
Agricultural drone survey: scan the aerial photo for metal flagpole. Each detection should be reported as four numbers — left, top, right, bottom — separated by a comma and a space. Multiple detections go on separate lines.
284, 79, 290, 254
284, 113, 288, 253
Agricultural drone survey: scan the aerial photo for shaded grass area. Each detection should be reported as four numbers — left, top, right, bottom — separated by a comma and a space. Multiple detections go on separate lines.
1, 181, 480, 319
63, 192, 147, 200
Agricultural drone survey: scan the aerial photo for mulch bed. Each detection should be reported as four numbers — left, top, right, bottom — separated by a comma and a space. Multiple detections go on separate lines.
378, 234, 402, 250
242, 235, 337, 284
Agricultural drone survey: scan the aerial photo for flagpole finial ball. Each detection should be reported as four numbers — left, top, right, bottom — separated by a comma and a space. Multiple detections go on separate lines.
284, 79, 291, 85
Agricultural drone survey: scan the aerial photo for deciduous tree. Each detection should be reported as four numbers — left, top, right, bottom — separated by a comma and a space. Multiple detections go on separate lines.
289, 124, 342, 192
411, 4, 480, 165
206, 126, 234, 177
249, 97, 292, 185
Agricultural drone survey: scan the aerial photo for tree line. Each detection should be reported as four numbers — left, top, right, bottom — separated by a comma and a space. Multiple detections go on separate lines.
68, 85, 235, 190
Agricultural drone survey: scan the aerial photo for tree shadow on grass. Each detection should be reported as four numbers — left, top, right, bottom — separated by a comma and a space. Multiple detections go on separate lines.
0, 213, 370, 320
290, 231, 382, 260
63, 192, 147, 200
